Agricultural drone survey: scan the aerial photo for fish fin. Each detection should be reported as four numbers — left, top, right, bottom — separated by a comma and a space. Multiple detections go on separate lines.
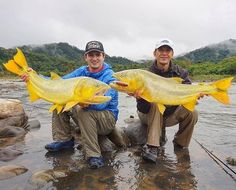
56, 105, 64, 113
49, 104, 57, 112
89, 96, 111, 104
13, 48, 28, 70
198, 82, 205, 86
171, 77, 183, 83
3, 60, 24, 75
211, 91, 230, 104
182, 100, 197, 112
156, 103, 166, 115
50, 72, 61, 80
26, 82, 40, 101
62, 101, 78, 112
210, 77, 233, 104
211, 77, 234, 91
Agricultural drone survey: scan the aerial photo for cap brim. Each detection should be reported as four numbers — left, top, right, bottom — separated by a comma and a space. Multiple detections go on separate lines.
85, 49, 104, 54
155, 43, 173, 50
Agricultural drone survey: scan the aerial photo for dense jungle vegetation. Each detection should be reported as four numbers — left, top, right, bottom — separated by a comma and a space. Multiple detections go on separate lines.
0, 42, 235, 81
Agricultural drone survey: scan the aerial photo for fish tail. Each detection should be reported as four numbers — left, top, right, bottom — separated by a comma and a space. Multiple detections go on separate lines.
211, 77, 234, 104
3, 60, 24, 76
3, 48, 29, 75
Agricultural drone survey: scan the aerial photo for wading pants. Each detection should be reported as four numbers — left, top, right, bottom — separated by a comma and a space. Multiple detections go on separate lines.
138, 104, 198, 147
52, 106, 116, 158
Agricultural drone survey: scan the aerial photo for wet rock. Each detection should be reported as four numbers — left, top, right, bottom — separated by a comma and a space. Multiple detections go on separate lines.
26, 120, 41, 130
0, 115, 28, 128
0, 126, 26, 138
29, 169, 67, 188
0, 99, 26, 119
98, 136, 117, 152
123, 119, 147, 145
226, 157, 236, 166
107, 126, 130, 148
0, 165, 28, 180
0, 147, 23, 161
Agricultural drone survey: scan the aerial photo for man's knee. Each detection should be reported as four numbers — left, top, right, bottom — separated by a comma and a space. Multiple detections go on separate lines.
191, 109, 198, 125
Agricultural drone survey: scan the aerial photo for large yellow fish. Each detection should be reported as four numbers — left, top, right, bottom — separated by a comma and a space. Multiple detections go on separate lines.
3, 48, 111, 113
110, 69, 233, 114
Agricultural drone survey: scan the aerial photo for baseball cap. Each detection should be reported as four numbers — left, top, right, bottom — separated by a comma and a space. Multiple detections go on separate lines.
155, 38, 174, 50
85, 41, 104, 54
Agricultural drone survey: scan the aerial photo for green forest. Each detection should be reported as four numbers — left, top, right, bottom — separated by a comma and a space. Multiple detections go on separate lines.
0, 43, 236, 81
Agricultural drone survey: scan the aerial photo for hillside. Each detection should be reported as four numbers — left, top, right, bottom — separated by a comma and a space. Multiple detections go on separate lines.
0, 42, 141, 75
177, 39, 236, 63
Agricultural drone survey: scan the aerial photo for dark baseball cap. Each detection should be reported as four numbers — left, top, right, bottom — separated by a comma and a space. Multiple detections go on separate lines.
85, 41, 104, 54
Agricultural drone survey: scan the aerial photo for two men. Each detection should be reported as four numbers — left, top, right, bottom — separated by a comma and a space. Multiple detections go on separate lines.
22, 39, 198, 167
134, 39, 198, 162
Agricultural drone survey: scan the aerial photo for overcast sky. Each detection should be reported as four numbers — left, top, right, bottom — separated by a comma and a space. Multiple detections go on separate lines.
1, 0, 236, 60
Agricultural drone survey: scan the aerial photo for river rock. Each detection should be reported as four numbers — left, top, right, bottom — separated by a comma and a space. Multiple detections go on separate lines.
0, 147, 23, 161
29, 169, 67, 188
27, 120, 41, 130
0, 99, 26, 119
123, 118, 147, 145
0, 115, 28, 128
0, 165, 28, 180
0, 126, 26, 138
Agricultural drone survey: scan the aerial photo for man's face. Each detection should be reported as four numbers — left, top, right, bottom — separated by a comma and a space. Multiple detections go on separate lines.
84, 51, 105, 69
153, 45, 173, 66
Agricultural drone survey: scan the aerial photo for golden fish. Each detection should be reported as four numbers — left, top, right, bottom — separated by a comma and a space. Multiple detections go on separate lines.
110, 69, 233, 114
3, 48, 111, 113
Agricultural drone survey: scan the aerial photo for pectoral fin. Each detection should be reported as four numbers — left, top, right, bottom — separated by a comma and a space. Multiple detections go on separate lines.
49, 104, 57, 112
156, 103, 166, 115
49, 104, 63, 113
26, 82, 40, 101
62, 101, 79, 112
171, 77, 183, 83
182, 100, 197, 112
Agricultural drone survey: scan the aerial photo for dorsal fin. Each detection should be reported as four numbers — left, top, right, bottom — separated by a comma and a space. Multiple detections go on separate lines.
50, 72, 61, 80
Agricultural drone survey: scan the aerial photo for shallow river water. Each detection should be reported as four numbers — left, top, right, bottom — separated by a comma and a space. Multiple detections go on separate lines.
0, 80, 235, 190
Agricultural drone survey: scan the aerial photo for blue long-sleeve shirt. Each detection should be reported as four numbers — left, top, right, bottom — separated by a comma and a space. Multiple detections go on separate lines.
62, 63, 119, 120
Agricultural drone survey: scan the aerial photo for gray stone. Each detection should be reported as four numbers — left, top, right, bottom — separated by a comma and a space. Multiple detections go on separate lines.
0, 126, 26, 138
123, 118, 147, 145
0, 147, 23, 161
0, 99, 26, 119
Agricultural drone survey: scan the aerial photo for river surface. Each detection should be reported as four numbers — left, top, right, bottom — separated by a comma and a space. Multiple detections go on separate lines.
0, 79, 236, 190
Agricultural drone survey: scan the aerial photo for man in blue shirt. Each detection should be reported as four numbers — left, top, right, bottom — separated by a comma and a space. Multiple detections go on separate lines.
23, 41, 119, 169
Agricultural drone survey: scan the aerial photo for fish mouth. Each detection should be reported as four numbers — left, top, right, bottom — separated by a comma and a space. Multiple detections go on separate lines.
110, 81, 128, 88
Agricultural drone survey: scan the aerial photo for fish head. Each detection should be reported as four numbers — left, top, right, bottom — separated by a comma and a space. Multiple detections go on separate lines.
110, 70, 144, 93
74, 77, 111, 104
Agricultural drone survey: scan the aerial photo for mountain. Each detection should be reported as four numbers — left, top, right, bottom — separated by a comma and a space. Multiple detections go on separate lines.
176, 39, 236, 63
0, 42, 140, 74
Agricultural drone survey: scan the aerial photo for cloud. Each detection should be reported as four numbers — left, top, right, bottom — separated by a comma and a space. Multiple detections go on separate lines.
1, 0, 236, 60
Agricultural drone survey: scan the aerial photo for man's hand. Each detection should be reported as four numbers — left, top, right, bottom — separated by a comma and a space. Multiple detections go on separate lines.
198, 93, 208, 100
20, 68, 33, 82
78, 103, 89, 108
128, 90, 142, 99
